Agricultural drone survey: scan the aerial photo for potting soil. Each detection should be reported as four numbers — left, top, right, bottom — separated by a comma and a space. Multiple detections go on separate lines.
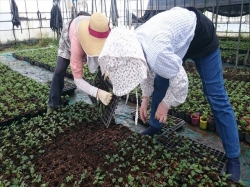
0, 51, 250, 186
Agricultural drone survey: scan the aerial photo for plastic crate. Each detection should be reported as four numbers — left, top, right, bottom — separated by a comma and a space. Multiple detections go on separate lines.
131, 110, 184, 131
90, 69, 120, 128
157, 131, 227, 175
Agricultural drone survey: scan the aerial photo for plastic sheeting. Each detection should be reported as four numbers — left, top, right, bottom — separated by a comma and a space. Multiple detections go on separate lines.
132, 0, 249, 25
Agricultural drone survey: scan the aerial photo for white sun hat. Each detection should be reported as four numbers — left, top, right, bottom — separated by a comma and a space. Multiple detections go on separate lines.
98, 27, 148, 97
98, 27, 149, 125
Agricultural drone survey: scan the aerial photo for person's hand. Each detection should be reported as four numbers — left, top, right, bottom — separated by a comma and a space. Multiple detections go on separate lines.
97, 89, 112, 105
155, 101, 169, 123
104, 71, 109, 80
140, 97, 149, 123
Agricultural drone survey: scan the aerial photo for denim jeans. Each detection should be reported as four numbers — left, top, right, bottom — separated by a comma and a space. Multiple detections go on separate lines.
150, 48, 240, 158
48, 56, 70, 108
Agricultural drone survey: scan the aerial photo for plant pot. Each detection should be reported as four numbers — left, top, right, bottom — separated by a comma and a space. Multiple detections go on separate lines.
238, 130, 245, 141
171, 110, 179, 118
184, 113, 191, 123
199, 116, 207, 130
178, 112, 185, 120
207, 120, 216, 132
245, 133, 250, 144
191, 114, 199, 126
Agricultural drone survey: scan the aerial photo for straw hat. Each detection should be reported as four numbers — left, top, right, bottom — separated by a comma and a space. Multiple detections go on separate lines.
98, 27, 148, 97
78, 12, 110, 56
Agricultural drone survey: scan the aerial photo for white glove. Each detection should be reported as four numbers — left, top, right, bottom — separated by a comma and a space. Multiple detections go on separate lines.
97, 89, 113, 105
74, 78, 98, 98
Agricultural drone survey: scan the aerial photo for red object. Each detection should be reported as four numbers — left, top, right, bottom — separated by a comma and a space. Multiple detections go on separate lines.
88, 25, 110, 38
191, 113, 199, 126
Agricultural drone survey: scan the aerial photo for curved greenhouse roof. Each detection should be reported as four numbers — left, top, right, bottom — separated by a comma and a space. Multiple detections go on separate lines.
143, 0, 249, 17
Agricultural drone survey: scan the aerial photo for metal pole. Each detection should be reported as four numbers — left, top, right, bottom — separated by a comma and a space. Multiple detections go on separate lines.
36, 0, 42, 39
212, 0, 215, 23
214, 0, 219, 31
136, 0, 138, 28
104, 0, 107, 16
226, 0, 230, 38
243, 0, 250, 67
64, 0, 69, 21
235, 0, 244, 70
24, 0, 31, 42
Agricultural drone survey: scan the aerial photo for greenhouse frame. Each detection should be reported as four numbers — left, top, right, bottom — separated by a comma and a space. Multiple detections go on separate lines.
0, 0, 250, 186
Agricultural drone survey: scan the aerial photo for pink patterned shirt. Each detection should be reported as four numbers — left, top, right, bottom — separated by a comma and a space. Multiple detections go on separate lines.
69, 16, 88, 79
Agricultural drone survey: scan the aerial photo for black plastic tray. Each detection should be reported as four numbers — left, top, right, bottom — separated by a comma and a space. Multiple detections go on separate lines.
47, 80, 76, 96
131, 110, 184, 132
91, 69, 120, 128
121, 94, 141, 105
157, 132, 227, 175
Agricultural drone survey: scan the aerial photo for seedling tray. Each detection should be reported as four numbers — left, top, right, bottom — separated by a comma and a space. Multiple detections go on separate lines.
131, 110, 184, 132
157, 131, 227, 175
46, 80, 76, 96
90, 69, 120, 128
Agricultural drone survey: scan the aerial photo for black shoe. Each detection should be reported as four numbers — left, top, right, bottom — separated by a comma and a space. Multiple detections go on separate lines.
141, 126, 161, 136
227, 156, 241, 182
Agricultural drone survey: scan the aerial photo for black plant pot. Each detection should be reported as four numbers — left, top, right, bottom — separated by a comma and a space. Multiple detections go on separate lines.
168, 109, 172, 115
207, 120, 216, 132
244, 133, 250, 144
238, 130, 245, 142
178, 112, 185, 120
171, 110, 179, 118
184, 113, 191, 123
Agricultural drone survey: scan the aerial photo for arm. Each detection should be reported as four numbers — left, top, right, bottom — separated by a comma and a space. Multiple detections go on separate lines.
153, 43, 188, 123
162, 65, 188, 109
140, 68, 155, 98
153, 40, 188, 108
69, 23, 99, 98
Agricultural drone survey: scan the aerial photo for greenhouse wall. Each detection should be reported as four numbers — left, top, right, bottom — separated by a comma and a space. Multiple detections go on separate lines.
0, 0, 249, 44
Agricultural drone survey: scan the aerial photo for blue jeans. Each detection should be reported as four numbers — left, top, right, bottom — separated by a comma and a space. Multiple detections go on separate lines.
150, 48, 240, 158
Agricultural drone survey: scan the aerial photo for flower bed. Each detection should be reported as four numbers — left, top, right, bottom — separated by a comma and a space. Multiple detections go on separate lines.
0, 62, 48, 127
12, 48, 96, 83
0, 102, 244, 186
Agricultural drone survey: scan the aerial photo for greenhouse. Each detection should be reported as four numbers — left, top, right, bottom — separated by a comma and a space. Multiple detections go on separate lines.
0, 0, 250, 186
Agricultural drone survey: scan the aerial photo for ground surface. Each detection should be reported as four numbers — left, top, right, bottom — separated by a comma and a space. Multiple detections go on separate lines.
0, 51, 249, 186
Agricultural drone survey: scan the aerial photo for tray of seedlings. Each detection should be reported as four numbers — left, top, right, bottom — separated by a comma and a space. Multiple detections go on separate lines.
131, 110, 185, 132
90, 69, 120, 128
46, 79, 77, 96
157, 131, 228, 175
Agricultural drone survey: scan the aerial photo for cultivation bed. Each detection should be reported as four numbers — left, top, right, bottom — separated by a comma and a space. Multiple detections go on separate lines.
0, 63, 48, 128
131, 110, 184, 132
46, 79, 77, 96
157, 131, 228, 175
0, 100, 244, 186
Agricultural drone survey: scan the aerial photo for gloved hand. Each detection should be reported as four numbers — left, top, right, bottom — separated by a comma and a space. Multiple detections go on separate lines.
155, 101, 169, 123
104, 71, 109, 80
97, 89, 113, 105
140, 96, 149, 123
